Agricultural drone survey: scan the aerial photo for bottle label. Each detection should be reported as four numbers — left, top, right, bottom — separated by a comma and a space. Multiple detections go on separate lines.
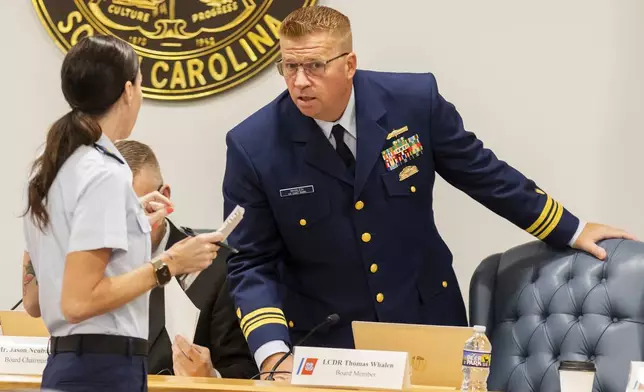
462, 349, 491, 368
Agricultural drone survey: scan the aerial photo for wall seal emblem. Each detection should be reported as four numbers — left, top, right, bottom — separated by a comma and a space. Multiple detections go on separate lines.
33, 0, 317, 100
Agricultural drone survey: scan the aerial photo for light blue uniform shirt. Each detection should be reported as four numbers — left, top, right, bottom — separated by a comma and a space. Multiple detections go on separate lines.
23, 133, 152, 339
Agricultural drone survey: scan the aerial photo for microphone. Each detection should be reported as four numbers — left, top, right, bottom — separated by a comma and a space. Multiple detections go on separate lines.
265, 313, 340, 380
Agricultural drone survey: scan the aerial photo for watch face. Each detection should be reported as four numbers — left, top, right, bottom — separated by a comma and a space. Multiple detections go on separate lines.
156, 262, 172, 285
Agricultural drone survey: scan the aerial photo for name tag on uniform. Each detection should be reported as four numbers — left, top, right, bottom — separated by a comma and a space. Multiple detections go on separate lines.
280, 185, 315, 198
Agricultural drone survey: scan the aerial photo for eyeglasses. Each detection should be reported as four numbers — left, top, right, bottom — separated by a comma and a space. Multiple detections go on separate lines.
276, 52, 350, 77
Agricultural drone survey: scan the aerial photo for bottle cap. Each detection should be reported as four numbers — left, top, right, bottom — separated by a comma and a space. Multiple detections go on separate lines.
473, 325, 486, 333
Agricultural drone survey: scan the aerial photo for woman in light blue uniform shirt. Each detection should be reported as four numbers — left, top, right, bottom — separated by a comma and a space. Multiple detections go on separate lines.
21, 35, 224, 392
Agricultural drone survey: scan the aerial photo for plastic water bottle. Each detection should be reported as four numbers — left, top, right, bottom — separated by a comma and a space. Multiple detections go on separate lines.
461, 325, 492, 392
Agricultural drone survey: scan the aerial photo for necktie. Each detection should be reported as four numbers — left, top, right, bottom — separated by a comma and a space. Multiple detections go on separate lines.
332, 124, 355, 169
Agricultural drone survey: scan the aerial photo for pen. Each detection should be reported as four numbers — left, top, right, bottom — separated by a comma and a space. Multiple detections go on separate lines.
176, 225, 239, 254
215, 241, 239, 254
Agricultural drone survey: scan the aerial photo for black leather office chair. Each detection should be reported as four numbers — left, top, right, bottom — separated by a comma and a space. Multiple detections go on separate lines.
469, 239, 644, 392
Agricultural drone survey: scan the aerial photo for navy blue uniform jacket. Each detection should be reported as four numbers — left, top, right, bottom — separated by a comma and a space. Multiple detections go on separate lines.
222, 70, 580, 355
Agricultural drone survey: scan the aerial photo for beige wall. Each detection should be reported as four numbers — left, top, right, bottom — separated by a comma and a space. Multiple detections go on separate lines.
1, 0, 642, 312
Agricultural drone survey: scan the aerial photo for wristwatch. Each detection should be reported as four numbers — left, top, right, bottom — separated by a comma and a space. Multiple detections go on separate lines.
151, 257, 172, 287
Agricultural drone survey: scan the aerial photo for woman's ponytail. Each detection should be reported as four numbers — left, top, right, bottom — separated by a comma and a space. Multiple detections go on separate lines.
25, 110, 101, 230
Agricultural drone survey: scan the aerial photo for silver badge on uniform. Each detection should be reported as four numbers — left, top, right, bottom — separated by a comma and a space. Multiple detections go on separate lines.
280, 185, 315, 198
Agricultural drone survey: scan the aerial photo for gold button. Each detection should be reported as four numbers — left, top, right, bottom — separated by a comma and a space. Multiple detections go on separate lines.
376, 293, 384, 303
355, 201, 365, 210
361, 233, 372, 243
288, 321, 294, 328
370, 264, 378, 273
442, 281, 448, 288
410, 186, 417, 193
299, 219, 307, 227
236, 308, 241, 319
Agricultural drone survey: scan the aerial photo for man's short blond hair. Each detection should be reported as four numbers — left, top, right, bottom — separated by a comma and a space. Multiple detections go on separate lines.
114, 139, 161, 178
280, 6, 352, 48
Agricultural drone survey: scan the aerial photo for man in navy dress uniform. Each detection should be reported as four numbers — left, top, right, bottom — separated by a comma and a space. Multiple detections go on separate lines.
222, 5, 633, 380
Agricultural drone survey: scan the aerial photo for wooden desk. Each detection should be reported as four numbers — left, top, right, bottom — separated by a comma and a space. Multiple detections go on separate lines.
0, 374, 458, 391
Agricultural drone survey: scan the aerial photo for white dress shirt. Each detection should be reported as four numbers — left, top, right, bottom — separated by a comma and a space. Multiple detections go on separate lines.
314, 86, 357, 157
151, 220, 170, 261
253, 84, 585, 370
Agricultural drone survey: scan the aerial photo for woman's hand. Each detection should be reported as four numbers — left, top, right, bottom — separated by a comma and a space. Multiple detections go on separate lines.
164, 232, 225, 276
139, 191, 173, 228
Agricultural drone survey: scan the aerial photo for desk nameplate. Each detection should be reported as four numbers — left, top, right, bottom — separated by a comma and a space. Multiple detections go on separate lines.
0, 336, 48, 376
291, 346, 411, 390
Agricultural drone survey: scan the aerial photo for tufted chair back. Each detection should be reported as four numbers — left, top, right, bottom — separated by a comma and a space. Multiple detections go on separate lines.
469, 239, 644, 392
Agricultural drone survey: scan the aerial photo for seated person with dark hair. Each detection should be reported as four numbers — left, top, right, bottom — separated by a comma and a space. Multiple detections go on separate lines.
114, 139, 258, 379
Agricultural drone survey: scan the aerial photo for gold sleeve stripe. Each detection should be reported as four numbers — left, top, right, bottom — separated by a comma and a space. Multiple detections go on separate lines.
243, 317, 288, 339
526, 194, 554, 234
239, 307, 284, 329
533, 199, 559, 238
242, 313, 286, 336
537, 202, 563, 240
